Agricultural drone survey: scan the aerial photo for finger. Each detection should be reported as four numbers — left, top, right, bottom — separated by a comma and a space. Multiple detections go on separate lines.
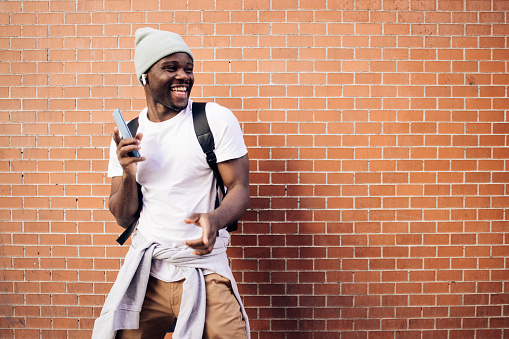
116, 136, 141, 155
185, 239, 214, 255
184, 214, 200, 225
183, 237, 206, 249
120, 156, 145, 167
184, 238, 214, 253
184, 232, 216, 255
119, 143, 142, 158
113, 127, 121, 145
193, 248, 213, 255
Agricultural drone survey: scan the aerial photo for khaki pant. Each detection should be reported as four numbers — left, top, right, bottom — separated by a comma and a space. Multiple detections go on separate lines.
116, 273, 247, 339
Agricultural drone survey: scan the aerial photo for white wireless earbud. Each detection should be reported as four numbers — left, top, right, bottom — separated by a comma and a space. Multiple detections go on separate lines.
141, 74, 147, 86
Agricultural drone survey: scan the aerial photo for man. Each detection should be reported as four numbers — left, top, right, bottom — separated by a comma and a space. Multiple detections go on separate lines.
92, 27, 250, 339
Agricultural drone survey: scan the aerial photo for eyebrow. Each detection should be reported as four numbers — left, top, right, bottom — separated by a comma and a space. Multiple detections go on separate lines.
160, 60, 193, 67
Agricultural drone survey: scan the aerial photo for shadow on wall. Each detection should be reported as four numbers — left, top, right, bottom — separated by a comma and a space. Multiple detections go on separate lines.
230, 219, 366, 334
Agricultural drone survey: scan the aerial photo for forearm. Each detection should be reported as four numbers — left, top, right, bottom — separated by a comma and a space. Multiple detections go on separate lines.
108, 174, 141, 228
183, 155, 250, 255
209, 183, 250, 231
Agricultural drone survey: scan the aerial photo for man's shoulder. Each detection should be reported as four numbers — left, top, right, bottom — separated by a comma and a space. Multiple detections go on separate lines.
203, 102, 236, 120
125, 107, 148, 128
192, 101, 241, 134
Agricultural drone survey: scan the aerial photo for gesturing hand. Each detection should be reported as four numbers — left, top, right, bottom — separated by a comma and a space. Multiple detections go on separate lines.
183, 213, 220, 255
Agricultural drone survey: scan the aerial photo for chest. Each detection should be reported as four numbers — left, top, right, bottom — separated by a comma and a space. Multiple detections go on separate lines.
136, 116, 210, 186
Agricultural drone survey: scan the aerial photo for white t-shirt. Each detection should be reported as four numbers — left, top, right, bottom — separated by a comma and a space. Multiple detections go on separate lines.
108, 100, 247, 281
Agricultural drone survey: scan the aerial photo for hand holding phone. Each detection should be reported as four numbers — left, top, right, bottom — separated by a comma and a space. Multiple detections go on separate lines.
113, 109, 141, 157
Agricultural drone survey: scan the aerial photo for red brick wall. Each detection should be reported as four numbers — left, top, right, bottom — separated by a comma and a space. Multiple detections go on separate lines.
1, 0, 508, 338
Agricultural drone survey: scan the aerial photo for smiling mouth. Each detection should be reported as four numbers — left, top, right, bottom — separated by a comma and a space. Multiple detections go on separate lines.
170, 86, 188, 95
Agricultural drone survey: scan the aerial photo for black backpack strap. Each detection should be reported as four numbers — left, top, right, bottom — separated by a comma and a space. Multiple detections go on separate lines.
192, 103, 225, 197
116, 117, 142, 245
115, 213, 138, 245
192, 102, 238, 232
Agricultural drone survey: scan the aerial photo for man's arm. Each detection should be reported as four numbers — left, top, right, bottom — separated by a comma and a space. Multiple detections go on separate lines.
108, 128, 145, 228
184, 154, 250, 255
214, 153, 250, 226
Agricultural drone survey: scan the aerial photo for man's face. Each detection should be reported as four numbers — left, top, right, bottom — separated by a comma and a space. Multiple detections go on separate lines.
146, 52, 194, 113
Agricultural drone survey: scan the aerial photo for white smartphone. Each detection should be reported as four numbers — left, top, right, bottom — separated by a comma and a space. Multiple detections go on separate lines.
112, 109, 140, 157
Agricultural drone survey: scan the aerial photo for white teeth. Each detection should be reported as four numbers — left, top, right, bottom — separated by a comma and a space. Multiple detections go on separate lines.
171, 87, 187, 92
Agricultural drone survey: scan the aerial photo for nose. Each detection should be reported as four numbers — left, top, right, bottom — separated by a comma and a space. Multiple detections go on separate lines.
175, 67, 189, 80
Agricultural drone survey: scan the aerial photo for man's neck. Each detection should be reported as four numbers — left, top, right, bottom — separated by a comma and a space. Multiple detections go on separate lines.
146, 102, 183, 122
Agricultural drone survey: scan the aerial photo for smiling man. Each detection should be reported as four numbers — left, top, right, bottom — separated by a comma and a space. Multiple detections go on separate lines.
92, 28, 250, 339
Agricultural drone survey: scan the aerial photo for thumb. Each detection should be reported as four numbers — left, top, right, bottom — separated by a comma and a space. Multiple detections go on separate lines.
113, 127, 121, 145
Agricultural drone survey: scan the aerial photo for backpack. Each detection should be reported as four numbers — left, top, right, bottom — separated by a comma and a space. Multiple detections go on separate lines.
115, 102, 238, 245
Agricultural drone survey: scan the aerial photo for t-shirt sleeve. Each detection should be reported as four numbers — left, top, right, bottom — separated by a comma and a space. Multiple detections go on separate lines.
206, 102, 248, 163
107, 138, 123, 177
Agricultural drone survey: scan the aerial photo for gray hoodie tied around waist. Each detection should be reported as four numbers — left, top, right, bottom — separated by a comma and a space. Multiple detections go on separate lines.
92, 230, 250, 339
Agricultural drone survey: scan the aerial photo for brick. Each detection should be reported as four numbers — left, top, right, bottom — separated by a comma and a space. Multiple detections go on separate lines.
2, 2, 509, 337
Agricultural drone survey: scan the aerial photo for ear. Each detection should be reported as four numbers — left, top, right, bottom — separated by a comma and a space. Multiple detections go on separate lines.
141, 74, 148, 86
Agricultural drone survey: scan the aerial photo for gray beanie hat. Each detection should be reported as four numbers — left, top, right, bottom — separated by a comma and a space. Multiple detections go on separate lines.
134, 27, 194, 85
